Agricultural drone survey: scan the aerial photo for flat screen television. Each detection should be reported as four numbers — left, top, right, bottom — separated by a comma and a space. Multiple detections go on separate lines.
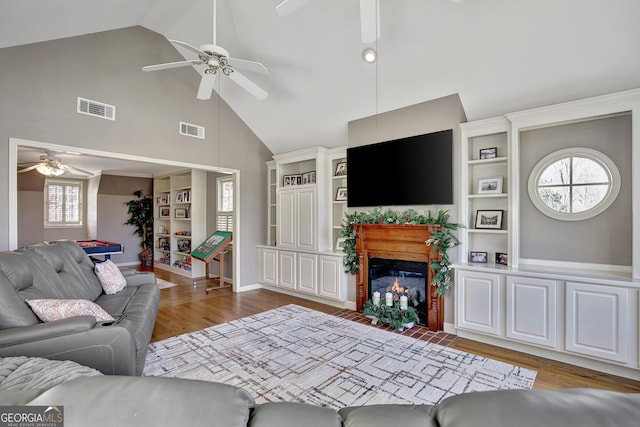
347, 129, 453, 207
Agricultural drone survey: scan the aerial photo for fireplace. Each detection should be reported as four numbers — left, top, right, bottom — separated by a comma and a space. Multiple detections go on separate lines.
369, 257, 429, 325
353, 223, 444, 330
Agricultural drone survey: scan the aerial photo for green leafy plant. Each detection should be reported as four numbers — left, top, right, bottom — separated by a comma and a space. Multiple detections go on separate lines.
124, 190, 154, 262
363, 299, 419, 331
340, 208, 460, 295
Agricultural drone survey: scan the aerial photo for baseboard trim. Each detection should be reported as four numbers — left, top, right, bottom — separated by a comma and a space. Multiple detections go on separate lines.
236, 283, 262, 292
261, 284, 350, 309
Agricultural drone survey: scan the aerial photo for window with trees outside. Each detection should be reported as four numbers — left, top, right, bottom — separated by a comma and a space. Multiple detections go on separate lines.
527, 147, 620, 221
216, 176, 233, 232
45, 179, 83, 227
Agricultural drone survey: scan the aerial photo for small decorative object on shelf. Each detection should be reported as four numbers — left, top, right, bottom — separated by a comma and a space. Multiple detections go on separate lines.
477, 177, 503, 194
475, 210, 504, 229
156, 195, 168, 204
479, 147, 497, 159
302, 171, 316, 184
362, 299, 419, 331
159, 207, 170, 218
335, 161, 347, 176
335, 187, 347, 201
496, 252, 508, 265
283, 174, 302, 187
470, 251, 488, 263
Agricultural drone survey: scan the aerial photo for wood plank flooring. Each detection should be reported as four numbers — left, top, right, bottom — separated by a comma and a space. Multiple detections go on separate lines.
144, 266, 640, 393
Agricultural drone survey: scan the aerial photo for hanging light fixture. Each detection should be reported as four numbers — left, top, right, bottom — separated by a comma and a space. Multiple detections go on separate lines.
36, 160, 65, 176
361, 47, 377, 63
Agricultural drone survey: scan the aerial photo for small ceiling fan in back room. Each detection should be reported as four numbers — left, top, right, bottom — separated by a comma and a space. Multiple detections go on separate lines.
276, 0, 463, 43
143, 0, 269, 100
18, 150, 92, 177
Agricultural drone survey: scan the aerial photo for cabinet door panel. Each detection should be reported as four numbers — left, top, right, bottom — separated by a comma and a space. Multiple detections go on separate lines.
565, 282, 629, 363
278, 251, 296, 289
296, 188, 317, 250
456, 271, 502, 336
318, 255, 343, 300
506, 277, 557, 348
297, 253, 317, 295
260, 248, 278, 285
277, 190, 296, 249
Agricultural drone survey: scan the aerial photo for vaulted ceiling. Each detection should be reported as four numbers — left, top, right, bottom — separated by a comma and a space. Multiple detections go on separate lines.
2, 0, 639, 156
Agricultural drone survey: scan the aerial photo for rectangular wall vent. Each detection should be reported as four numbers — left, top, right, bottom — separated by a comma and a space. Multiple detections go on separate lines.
77, 97, 115, 120
179, 121, 205, 139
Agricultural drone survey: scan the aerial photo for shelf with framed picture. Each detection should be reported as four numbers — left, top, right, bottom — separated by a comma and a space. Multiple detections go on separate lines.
459, 117, 510, 268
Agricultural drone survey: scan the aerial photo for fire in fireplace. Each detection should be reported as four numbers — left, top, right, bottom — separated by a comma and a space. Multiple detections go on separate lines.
368, 257, 428, 325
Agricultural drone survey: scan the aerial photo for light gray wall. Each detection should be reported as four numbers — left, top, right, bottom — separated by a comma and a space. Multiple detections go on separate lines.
347, 93, 467, 325
519, 114, 632, 266
1, 26, 272, 288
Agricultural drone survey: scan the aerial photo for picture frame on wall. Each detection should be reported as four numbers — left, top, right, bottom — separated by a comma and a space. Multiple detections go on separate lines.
475, 210, 503, 229
335, 187, 348, 201
479, 147, 497, 159
470, 251, 488, 263
477, 177, 503, 194
496, 252, 508, 265
335, 161, 347, 176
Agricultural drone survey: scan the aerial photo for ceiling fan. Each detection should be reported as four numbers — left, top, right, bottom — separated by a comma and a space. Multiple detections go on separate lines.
18, 150, 92, 177
142, 0, 268, 100
276, 0, 463, 43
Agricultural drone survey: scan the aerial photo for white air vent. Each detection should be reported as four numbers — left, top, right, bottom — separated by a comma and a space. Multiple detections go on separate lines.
179, 121, 205, 139
77, 97, 115, 120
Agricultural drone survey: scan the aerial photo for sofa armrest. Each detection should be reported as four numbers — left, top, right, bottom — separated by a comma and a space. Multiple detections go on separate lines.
121, 270, 156, 287
0, 318, 137, 375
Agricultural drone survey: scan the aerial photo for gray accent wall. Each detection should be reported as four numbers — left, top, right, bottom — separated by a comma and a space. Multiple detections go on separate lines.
1, 26, 273, 288
347, 93, 467, 325
519, 114, 632, 266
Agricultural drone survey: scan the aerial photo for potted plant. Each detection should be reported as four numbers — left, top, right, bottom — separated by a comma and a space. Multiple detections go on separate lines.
124, 190, 154, 266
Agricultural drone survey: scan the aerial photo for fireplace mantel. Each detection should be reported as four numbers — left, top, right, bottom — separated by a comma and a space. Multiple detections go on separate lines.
353, 223, 443, 331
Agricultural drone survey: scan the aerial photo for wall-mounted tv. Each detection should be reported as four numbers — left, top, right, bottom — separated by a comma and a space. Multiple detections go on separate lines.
347, 129, 453, 207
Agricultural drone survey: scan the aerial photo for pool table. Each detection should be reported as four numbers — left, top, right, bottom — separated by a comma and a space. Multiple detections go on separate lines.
75, 240, 124, 261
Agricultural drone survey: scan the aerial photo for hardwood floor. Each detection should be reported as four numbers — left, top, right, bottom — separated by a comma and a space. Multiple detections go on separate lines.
145, 266, 640, 393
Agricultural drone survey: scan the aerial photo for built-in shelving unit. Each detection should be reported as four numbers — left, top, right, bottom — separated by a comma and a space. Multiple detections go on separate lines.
153, 169, 206, 277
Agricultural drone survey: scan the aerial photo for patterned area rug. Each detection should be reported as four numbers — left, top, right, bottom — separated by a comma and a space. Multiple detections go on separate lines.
155, 278, 177, 289
144, 305, 536, 409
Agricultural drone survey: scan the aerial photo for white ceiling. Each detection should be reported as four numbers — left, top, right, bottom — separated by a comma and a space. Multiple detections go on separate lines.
4, 0, 640, 172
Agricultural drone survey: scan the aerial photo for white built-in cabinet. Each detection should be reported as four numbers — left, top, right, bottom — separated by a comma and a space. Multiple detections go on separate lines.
454, 89, 640, 380
257, 146, 348, 305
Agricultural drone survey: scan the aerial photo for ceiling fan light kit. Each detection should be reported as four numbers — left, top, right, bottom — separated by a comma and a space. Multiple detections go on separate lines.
36, 162, 65, 176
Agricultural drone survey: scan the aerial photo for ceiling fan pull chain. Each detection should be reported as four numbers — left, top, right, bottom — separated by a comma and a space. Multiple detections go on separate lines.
213, 0, 217, 46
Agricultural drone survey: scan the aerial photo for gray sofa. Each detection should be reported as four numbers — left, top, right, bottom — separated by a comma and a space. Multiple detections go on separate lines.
0, 240, 159, 376
0, 373, 638, 427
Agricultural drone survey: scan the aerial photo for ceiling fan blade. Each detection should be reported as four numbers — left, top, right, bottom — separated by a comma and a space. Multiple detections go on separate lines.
228, 58, 269, 75
64, 164, 93, 177
170, 39, 207, 57
142, 60, 200, 72
18, 164, 39, 173
360, 0, 380, 43
275, 0, 311, 16
227, 70, 268, 100
197, 73, 217, 100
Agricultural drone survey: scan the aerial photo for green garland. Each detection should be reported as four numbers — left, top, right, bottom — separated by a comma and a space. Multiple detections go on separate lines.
340, 208, 460, 296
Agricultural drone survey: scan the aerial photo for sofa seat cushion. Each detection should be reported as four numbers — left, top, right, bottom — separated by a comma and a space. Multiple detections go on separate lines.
251, 403, 342, 427
339, 405, 436, 427
25, 299, 114, 323
433, 388, 640, 427
94, 260, 127, 294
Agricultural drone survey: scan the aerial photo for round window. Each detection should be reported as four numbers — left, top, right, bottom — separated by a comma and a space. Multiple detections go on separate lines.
527, 147, 620, 221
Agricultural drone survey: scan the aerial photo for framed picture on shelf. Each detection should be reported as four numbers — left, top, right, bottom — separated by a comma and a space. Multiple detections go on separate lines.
175, 208, 187, 218
159, 207, 170, 218
283, 174, 302, 187
496, 252, 508, 265
302, 171, 316, 184
335, 161, 347, 176
470, 251, 488, 263
176, 192, 184, 203
335, 187, 348, 201
156, 195, 167, 204
475, 210, 503, 229
335, 237, 346, 252
477, 177, 503, 194
479, 147, 497, 159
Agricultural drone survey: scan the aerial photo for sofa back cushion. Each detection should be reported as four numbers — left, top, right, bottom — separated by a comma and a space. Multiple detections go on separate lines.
0, 253, 44, 328
23, 244, 102, 301
49, 241, 103, 297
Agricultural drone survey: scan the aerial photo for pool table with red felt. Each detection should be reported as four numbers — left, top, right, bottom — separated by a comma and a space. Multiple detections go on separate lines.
75, 240, 124, 260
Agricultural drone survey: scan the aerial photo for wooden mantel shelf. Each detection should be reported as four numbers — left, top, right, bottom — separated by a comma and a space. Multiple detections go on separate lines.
353, 223, 443, 331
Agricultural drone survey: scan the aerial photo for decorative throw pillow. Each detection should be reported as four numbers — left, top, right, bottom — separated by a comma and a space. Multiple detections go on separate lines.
25, 299, 114, 322
94, 259, 127, 294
